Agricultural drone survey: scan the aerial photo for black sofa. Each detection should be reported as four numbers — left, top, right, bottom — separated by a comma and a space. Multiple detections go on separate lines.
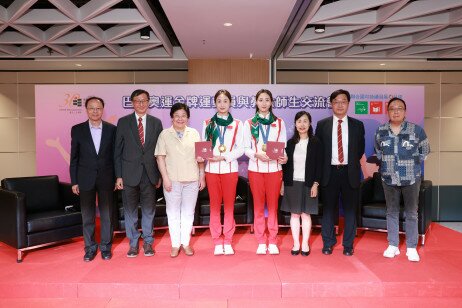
114, 186, 169, 232
358, 172, 433, 245
193, 176, 253, 233
0, 175, 83, 262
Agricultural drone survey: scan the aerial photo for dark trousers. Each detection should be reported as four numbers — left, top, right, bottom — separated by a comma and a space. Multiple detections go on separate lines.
321, 166, 359, 249
122, 168, 156, 248
79, 187, 114, 253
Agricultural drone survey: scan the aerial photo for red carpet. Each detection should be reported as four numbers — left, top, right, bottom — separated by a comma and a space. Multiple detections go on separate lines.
0, 223, 461, 306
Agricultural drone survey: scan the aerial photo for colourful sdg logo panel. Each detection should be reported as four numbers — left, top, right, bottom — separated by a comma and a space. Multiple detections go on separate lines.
355, 101, 368, 114
370, 101, 383, 114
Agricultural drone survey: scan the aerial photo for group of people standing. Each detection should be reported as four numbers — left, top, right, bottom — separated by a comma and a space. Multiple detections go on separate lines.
69, 87, 429, 263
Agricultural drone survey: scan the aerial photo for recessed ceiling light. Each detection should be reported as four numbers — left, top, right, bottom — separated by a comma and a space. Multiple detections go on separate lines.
224, 23, 232, 27
380, 63, 386, 66
314, 25, 325, 34
75, 64, 82, 67
140, 28, 150, 40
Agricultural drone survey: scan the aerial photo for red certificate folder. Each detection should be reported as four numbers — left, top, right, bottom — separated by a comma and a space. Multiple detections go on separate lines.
195, 141, 213, 159
266, 141, 285, 160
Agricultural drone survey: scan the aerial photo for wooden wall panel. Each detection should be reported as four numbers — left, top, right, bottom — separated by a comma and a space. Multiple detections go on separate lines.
276, 71, 329, 84
188, 59, 268, 84
134, 71, 188, 83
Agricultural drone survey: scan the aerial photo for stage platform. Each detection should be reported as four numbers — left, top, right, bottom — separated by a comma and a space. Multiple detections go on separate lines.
0, 223, 461, 307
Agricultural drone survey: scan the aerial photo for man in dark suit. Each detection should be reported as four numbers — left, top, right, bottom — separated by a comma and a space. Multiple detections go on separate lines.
70, 96, 117, 262
315, 89, 365, 256
114, 89, 163, 258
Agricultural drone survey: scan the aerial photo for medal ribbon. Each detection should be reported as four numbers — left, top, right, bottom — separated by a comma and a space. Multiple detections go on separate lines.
258, 123, 270, 147
218, 125, 226, 148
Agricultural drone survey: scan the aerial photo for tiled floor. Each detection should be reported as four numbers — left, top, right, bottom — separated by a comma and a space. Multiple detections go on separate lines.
438, 222, 462, 233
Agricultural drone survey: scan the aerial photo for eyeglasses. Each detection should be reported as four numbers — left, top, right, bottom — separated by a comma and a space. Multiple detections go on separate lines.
388, 107, 405, 112
332, 100, 348, 105
87, 107, 103, 112
133, 99, 149, 105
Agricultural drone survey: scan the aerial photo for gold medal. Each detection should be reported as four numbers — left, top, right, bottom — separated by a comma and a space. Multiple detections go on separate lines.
218, 144, 227, 153
262, 144, 267, 152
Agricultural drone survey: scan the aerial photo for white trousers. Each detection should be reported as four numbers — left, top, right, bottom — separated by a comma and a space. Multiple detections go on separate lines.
164, 181, 199, 247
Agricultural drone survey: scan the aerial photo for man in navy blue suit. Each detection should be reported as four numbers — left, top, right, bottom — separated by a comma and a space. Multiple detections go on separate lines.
70, 96, 117, 262
315, 89, 365, 256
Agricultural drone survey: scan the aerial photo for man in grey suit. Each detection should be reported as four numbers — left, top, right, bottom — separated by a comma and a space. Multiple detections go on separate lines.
115, 89, 163, 257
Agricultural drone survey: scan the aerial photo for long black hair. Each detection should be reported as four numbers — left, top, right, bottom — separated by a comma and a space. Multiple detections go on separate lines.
291, 111, 313, 144
255, 89, 274, 114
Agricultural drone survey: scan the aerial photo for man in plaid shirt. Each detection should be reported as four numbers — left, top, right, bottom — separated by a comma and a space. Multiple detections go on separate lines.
375, 97, 430, 262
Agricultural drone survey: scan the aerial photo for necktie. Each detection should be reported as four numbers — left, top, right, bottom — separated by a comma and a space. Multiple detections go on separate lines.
337, 119, 344, 164
138, 117, 144, 146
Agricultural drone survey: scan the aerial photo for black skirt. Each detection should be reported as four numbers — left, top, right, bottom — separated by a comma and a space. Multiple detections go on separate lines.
281, 181, 319, 215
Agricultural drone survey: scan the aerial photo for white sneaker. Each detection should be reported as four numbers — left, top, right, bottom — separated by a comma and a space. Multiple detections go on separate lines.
224, 244, 234, 255
383, 245, 400, 258
406, 248, 420, 262
268, 244, 280, 255
256, 244, 267, 255
214, 244, 224, 255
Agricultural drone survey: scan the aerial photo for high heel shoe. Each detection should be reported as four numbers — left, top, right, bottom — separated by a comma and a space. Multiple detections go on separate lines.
291, 247, 300, 256
301, 246, 310, 257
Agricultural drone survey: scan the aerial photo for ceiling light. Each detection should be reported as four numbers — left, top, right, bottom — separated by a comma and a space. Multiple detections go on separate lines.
224, 22, 232, 27
314, 25, 325, 34
140, 28, 150, 40
75, 64, 82, 67
380, 63, 386, 66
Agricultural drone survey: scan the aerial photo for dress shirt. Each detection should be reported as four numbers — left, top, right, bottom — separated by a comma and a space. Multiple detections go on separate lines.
135, 113, 146, 141
89, 121, 102, 154
331, 115, 349, 165
375, 121, 430, 186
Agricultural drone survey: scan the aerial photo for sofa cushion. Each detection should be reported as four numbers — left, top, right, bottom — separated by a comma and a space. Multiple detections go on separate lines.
362, 203, 405, 220
371, 173, 386, 203
27, 210, 82, 233
199, 200, 247, 216
2, 176, 61, 213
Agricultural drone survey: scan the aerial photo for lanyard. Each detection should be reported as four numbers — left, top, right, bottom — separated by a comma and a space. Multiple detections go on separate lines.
258, 123, 270, 145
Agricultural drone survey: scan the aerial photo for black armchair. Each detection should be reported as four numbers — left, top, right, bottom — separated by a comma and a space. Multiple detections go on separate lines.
193, 176, 253, 233
358, 172, 432, 245
0, 175, 83, 262
114, 186, 169, 232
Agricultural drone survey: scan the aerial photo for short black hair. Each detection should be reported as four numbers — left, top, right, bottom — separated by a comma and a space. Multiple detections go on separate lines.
170, 102, 190, 118
387, 97, 407, 110
329, 89, 351, 102
85, 96, 104, 108
130, 89, 150, 101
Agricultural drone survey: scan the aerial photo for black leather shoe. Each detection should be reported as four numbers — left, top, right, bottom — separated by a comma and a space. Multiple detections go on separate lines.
143, 243, 155, 257
291, 249, 300, 256
101, 251, 112, 260
127, 246, 139, 258
343, 247, 354, 256
83, 250, 97, 262
322, 246, 333, 255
